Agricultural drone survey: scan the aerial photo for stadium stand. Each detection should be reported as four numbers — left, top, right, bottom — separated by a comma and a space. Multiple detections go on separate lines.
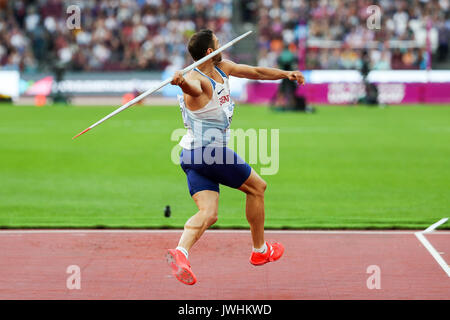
0, 0, 448, 72
255, 0, 449, 70
0, 0, 234, 72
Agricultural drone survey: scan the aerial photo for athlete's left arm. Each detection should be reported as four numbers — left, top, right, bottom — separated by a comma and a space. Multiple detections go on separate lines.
219, 59, 305, 85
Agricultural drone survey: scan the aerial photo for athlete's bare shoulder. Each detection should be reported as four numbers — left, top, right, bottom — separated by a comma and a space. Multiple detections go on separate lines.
216, 59, 236, 77
185, 69, 212, 93
181, 69, 213, 108
184, 69, 201, 81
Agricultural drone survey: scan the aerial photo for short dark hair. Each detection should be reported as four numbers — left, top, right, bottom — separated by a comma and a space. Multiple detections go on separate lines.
188, 29, 215, 61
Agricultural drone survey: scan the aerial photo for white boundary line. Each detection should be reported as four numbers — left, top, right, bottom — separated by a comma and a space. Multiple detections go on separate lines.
415, 218, 450, 277
423, 218, 449, 233
0, 229, 450, 235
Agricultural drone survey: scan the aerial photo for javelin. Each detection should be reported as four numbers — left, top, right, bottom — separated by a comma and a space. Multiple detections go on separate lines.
72, 30, 253, 140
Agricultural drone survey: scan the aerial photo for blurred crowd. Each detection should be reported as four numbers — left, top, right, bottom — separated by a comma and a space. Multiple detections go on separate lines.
255, 0, 449, 70
0, 0, 233, 72
0, 0, 449, 73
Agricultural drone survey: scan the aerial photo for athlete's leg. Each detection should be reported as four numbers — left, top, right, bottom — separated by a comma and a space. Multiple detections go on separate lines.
177, 190, 219, 252
166, 173, 219, 285
238, 168, 267, 249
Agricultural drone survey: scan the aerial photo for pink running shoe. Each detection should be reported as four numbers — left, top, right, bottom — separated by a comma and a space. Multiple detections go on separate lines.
166, 249, 197, 285
249, 241, 284, 266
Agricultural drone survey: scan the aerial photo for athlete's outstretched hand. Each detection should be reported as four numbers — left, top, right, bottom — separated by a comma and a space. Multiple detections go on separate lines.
287, 71, 305, 85
171, 71, 185, 86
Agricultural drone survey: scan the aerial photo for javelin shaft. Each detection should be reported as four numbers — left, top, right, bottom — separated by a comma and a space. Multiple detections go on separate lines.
72, 30, 252, 140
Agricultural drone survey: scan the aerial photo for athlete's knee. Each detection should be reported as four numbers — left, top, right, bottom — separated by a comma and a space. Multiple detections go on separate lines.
192, 191, 219, 226
252, 179, 267, 197
184, 208, 217, 231
207, 214, 218, 226
198, 201, 218, 226
260, 179, 267, 193
199, 208, 218, 226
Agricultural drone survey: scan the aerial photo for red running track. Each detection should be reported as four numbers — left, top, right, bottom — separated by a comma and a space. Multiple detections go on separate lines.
0, 230, 449, 300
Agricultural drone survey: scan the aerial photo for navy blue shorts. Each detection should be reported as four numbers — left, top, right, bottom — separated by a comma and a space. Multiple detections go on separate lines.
180, 147, 252, 196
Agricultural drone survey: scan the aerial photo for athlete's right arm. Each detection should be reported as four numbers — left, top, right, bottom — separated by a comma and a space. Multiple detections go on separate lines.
171, 71, 203, 97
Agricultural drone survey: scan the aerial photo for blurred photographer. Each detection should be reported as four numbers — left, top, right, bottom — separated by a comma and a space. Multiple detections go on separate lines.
359, 49, 378, 106
273, 44, 313, 112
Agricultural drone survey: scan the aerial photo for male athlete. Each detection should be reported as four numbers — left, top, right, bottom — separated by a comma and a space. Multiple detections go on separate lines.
166, 29, 305, 285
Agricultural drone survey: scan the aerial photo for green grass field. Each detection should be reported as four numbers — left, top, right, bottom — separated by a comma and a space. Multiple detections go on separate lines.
0, 103, 449, 229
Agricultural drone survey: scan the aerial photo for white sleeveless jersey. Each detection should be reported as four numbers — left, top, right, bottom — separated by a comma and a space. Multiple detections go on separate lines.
178, 66, 235, 150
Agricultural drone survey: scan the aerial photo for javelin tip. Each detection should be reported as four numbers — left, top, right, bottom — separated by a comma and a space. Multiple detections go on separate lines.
72, 127, 91, 140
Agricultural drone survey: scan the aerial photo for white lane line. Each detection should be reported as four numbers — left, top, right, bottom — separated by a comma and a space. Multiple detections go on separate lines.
423, 218, 449, 233
415, 218, 450, 277
0, 229, 450, 235
415, 233, 450, 277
